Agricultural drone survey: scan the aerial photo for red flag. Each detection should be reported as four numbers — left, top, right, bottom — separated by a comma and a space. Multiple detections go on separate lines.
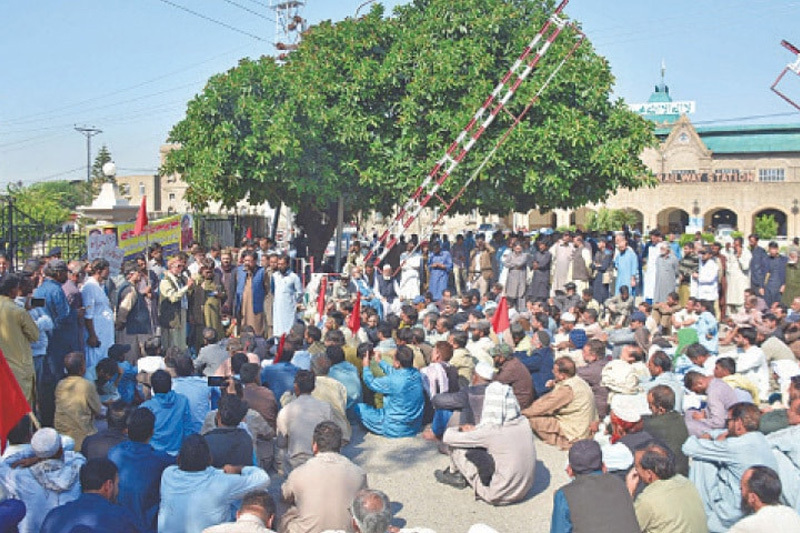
348, 292, 362, 335
133, 195, 148, 236
246, 227, 253, 240
0, 350, 31, 453
491, 296, 510, 334
274, 333, 287, 364
317, 276, 327, 318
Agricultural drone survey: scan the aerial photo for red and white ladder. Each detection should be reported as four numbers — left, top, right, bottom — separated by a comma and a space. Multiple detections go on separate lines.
365, 0, 581, 266
771, 39, 800, 111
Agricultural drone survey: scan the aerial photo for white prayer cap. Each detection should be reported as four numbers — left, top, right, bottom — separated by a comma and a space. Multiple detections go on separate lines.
610, 394, 642, 423
602, 442, 634, 472
31, 427, 62, 458
561, 311, 576, 322
474, 361, 496, 381
468, 525, 500, 533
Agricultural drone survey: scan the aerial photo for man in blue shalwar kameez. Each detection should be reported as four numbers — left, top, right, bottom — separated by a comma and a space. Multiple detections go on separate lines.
682, 402, 778, 533
355, 345, 424, 438
428, 242, 453, 302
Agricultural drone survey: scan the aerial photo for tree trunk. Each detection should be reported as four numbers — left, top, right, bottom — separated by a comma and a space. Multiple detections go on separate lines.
294, 202, 339, 272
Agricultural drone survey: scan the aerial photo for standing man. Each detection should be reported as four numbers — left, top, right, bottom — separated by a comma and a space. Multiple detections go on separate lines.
272, 254, 303, 338
552, 232, 575, 294
694, 248, 720, 313
725, 237, 752, 315
450, 234, 467, 296
115, 263, 152, 361
642, 230, 663, 304
0, 273, 39, 408
614, 236, 639, 297
34, 259, 70, 382
503, 241, 529, 311
218, 248, 238, 323
760, 241, 787, 307
262, 252, 279, 338
748, 234, 767, 294
427, 241, 452, 302
159, 256, 194, 351
528, 239, 552, 302
468, 235, 494, 298
236, 250, 268, 338
653, 242, 679, 304
81, 259, 115, 372
570, 234, 593, 296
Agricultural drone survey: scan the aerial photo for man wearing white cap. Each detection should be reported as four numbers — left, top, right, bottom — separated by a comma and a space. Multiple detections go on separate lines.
436, 366, 536, 505
0, 427, 85, 533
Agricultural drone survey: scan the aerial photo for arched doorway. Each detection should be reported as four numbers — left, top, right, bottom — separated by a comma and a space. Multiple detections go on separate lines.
528, 210, 556, 230
704, 208, 738, 232
656, 207, 689, 234
753, 208, 788, 237
570, 207, 596, 231
616, 208, 644, 232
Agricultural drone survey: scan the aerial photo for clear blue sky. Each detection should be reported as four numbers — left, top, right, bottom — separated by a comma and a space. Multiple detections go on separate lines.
1, 0, 799, 186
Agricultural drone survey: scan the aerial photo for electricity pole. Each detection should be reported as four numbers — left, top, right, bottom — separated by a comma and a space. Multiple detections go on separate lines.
74, 126, 102, 183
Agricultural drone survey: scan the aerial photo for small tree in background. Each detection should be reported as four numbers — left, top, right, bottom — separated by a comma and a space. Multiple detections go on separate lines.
755, 214, 779, 240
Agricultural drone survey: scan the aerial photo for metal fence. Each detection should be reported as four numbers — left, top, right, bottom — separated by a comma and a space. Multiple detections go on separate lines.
194, 213, 271, 249
0, 196, 86, 270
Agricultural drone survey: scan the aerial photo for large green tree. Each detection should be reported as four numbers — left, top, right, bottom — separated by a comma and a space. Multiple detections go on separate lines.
164, 0, 656, 260
7, 180, 87, 227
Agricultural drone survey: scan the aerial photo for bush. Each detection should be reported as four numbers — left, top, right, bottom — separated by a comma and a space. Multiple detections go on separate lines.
754, 215, 779, 240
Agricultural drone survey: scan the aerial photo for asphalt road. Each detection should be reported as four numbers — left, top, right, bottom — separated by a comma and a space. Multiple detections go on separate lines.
268, 423, 569, 533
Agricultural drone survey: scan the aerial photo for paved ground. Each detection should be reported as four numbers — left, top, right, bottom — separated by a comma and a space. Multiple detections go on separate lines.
269, 423, 569, 533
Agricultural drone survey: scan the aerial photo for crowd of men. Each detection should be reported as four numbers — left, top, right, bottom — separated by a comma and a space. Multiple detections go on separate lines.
3, 226, 800, 533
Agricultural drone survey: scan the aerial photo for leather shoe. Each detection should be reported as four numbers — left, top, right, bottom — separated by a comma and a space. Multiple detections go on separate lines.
434, 468, 468, 489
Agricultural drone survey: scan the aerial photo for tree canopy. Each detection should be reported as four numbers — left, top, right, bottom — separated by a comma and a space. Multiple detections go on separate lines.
163, 0, 657, 258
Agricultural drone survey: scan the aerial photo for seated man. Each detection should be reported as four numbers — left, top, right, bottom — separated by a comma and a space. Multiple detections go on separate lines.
714, 357, 759, 404
767, 397, 800, 512
643, 350, 684, 413
605, 285, 635, 327
491, 343, 534, 409
141, 370, 193, 456
80, 400, 130, 460
108, 408, 174, 533
431, 361, 493, 429
683, 371, 739, 437
158, 435, 270, 533
0, 428, 85, 533
522, 357, 598, 450
39, 458, 143, 533
575, 339, 609, 420
276, 370, 335, 472
355, 345, 425, 438
436, 381, 536, 505
730, 465, 800, 532
733, 327, 770, 403
627, 443, 707, 533
550, 439, 640, 533
203, 395, 254, 468
682, 402, 778, 532
652, 291, 681, 336
203, 490, 276, 533
280, 422, 367, 533
517, 330, 554, 400
642, 385, 690, 476
54, 351, 103, 451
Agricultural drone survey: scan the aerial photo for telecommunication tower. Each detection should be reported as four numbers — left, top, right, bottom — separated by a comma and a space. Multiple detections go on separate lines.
271, 0, 307, 62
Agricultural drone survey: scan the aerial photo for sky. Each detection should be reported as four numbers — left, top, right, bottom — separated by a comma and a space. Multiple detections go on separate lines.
1, 0, 800, 187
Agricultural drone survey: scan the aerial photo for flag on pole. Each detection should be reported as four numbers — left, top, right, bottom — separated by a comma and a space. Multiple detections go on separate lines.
348, 292, 362, 335
274, 333, 287, 364
0, 350, 31, 453
317, 276, 327, 319
491, 296, 510, 334
133, 196, 148, 236
246, 227, 253, 240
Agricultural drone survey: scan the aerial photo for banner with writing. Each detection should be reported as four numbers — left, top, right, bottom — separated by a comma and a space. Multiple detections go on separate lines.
87, 215, 184, 273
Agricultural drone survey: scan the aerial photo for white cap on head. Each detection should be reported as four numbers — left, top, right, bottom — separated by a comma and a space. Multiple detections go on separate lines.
31, 427, 62, 458
561, 311, 576, 323
610, 394, 642, 423
474, 361, 496, 380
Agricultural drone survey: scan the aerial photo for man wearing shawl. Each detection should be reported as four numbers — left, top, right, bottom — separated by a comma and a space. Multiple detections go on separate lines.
435, 363, 536, 505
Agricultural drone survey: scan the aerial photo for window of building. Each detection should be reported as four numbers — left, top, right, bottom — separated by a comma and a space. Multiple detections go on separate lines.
169, 193, 176, 201
139, 182, 145, 195
759, 168, 785, 182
